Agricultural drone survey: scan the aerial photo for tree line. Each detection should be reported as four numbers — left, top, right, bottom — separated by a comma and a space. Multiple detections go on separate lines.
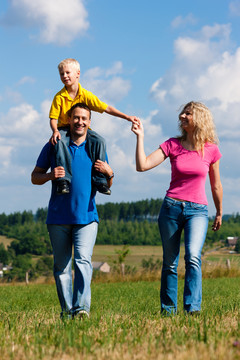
0, 199, 239, 266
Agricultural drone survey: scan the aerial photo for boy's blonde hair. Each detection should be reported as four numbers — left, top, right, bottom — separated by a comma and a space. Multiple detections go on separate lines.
58, 58, 80, 72
178, 101, 219, 151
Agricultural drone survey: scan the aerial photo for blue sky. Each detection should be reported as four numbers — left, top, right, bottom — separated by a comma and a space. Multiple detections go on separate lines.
0, 0, 240, 216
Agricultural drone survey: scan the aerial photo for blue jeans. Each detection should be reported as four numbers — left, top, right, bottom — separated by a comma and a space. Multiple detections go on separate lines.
55, 127, 72, 183
158, 197, 208, 314
47, 222, 98, 316
55, 127, 107, 188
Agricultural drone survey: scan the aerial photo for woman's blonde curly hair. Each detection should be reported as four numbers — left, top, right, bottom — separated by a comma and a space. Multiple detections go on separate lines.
178, 101, 219, 151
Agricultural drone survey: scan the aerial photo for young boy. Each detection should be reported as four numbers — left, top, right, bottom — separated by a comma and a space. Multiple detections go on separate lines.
49, 58, 138, 195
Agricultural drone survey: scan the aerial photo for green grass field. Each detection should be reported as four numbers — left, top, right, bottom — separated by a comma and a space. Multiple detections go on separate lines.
92, 244, 240, 264
0, 235, 14, 249
0, 278, 239, 360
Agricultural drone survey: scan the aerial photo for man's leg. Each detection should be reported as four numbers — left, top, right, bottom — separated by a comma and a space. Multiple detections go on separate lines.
47, 224, 73, 317
71, 222, 98, 316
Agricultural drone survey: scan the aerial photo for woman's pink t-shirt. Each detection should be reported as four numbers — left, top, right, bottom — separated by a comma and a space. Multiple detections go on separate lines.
160, 138, 222, 205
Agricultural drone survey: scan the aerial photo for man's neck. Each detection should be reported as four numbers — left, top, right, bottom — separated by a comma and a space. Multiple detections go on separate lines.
71, 134, 87, 146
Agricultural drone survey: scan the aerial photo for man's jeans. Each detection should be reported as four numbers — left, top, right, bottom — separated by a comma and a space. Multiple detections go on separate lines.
55, 127, 107, 187
158, 197, 208, 314
47, 222, 98, 316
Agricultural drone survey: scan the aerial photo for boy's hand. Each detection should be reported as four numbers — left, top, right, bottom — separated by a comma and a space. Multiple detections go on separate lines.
128, 116, 140, 125
50, 130, 61, 145
50, 166, 65, 180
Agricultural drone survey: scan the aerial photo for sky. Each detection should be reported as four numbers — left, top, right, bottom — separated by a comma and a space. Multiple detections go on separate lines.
0, 0, 240, 216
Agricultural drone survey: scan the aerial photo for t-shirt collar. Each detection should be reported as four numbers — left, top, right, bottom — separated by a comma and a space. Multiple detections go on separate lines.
60, 83, 82, 99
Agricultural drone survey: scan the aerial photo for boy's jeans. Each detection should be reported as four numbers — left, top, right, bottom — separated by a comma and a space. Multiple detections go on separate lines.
55, 127, 107, 188
158, 197, 208, 314
47, 222, 98, 316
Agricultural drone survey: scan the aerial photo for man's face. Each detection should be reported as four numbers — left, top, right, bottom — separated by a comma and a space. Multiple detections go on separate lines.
68, 107, 91, 140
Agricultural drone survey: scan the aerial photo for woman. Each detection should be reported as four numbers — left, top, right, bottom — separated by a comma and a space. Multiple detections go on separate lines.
132, 101, 223, 314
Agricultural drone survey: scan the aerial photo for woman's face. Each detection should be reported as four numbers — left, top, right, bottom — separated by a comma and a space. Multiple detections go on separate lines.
179, 106, 194, 132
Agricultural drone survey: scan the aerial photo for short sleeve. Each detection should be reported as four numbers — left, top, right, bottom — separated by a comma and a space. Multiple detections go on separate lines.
81, 88, 108, 113
211, 145, 222, 164
36, 143, 52, 170
160, 138, 173, 157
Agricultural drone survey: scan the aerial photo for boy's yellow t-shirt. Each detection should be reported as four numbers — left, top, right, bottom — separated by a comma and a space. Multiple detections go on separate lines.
49, 83, 108, 127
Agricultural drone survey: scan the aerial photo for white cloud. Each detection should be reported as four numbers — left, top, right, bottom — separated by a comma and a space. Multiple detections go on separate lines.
81, 62, 131, 104
229, 1, 240, 16
0, 140, 13, 169
17, 76, 36, 86
171, 14, 197, 29
150, 23, 240, 139
1, 0, 89, 45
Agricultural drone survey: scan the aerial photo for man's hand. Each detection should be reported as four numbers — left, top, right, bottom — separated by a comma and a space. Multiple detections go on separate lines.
94, 160, 113, 178
49, 131, 61, 145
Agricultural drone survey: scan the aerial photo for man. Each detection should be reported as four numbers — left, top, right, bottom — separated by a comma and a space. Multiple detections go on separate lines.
31, 103, 114, 319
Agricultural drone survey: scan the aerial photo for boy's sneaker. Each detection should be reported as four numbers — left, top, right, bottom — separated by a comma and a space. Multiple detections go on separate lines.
96, 183, 111, 195
57, 180, 70, 195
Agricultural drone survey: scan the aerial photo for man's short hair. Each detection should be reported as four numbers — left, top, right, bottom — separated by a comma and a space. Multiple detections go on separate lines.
68, 103, 91, 119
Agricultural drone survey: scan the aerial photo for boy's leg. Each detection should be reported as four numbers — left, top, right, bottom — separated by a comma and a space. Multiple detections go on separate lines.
54, 127, 72, 194
86, 130, 111, 195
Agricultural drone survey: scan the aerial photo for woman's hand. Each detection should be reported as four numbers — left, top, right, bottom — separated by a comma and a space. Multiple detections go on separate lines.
131, 120, 144, 137
212, 214, 222, 231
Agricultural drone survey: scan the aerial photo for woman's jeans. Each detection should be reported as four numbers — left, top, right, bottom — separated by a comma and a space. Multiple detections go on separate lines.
47, 222, 98, 316
158, 197, 208, 314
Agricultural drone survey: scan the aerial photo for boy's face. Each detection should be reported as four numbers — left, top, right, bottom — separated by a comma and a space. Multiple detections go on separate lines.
59, 64, 80, 87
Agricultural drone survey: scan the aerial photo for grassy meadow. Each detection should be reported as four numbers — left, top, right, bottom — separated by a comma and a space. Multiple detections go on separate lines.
0, 278, 239, 360
92, 244, 240, 267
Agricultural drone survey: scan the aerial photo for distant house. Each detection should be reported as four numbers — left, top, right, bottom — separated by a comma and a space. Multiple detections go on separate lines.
0, 263, 12, 277
226, 237, 238, 247
92, 262, 110, 273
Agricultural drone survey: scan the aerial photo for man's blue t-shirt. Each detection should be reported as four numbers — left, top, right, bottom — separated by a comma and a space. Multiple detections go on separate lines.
36, 140, 100, 225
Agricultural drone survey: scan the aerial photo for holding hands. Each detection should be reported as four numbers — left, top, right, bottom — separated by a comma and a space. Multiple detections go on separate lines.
131, 119, 144, 137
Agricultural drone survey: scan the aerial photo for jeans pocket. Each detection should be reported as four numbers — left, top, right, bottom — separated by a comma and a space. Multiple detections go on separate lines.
164, 197, 175, 209
191, 202, 207, 211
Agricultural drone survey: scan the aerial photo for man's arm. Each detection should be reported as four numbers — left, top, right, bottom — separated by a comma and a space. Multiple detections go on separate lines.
31, 166, 65, 185
104, 105, 139, 124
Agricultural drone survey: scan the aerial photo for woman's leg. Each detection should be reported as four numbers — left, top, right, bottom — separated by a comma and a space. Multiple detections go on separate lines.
158, 197, 183, 314
183, 203, 208, 312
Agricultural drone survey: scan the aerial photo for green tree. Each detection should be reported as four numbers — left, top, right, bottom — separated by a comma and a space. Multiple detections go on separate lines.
0, 243, 9, 264
235, 238, 240, 253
